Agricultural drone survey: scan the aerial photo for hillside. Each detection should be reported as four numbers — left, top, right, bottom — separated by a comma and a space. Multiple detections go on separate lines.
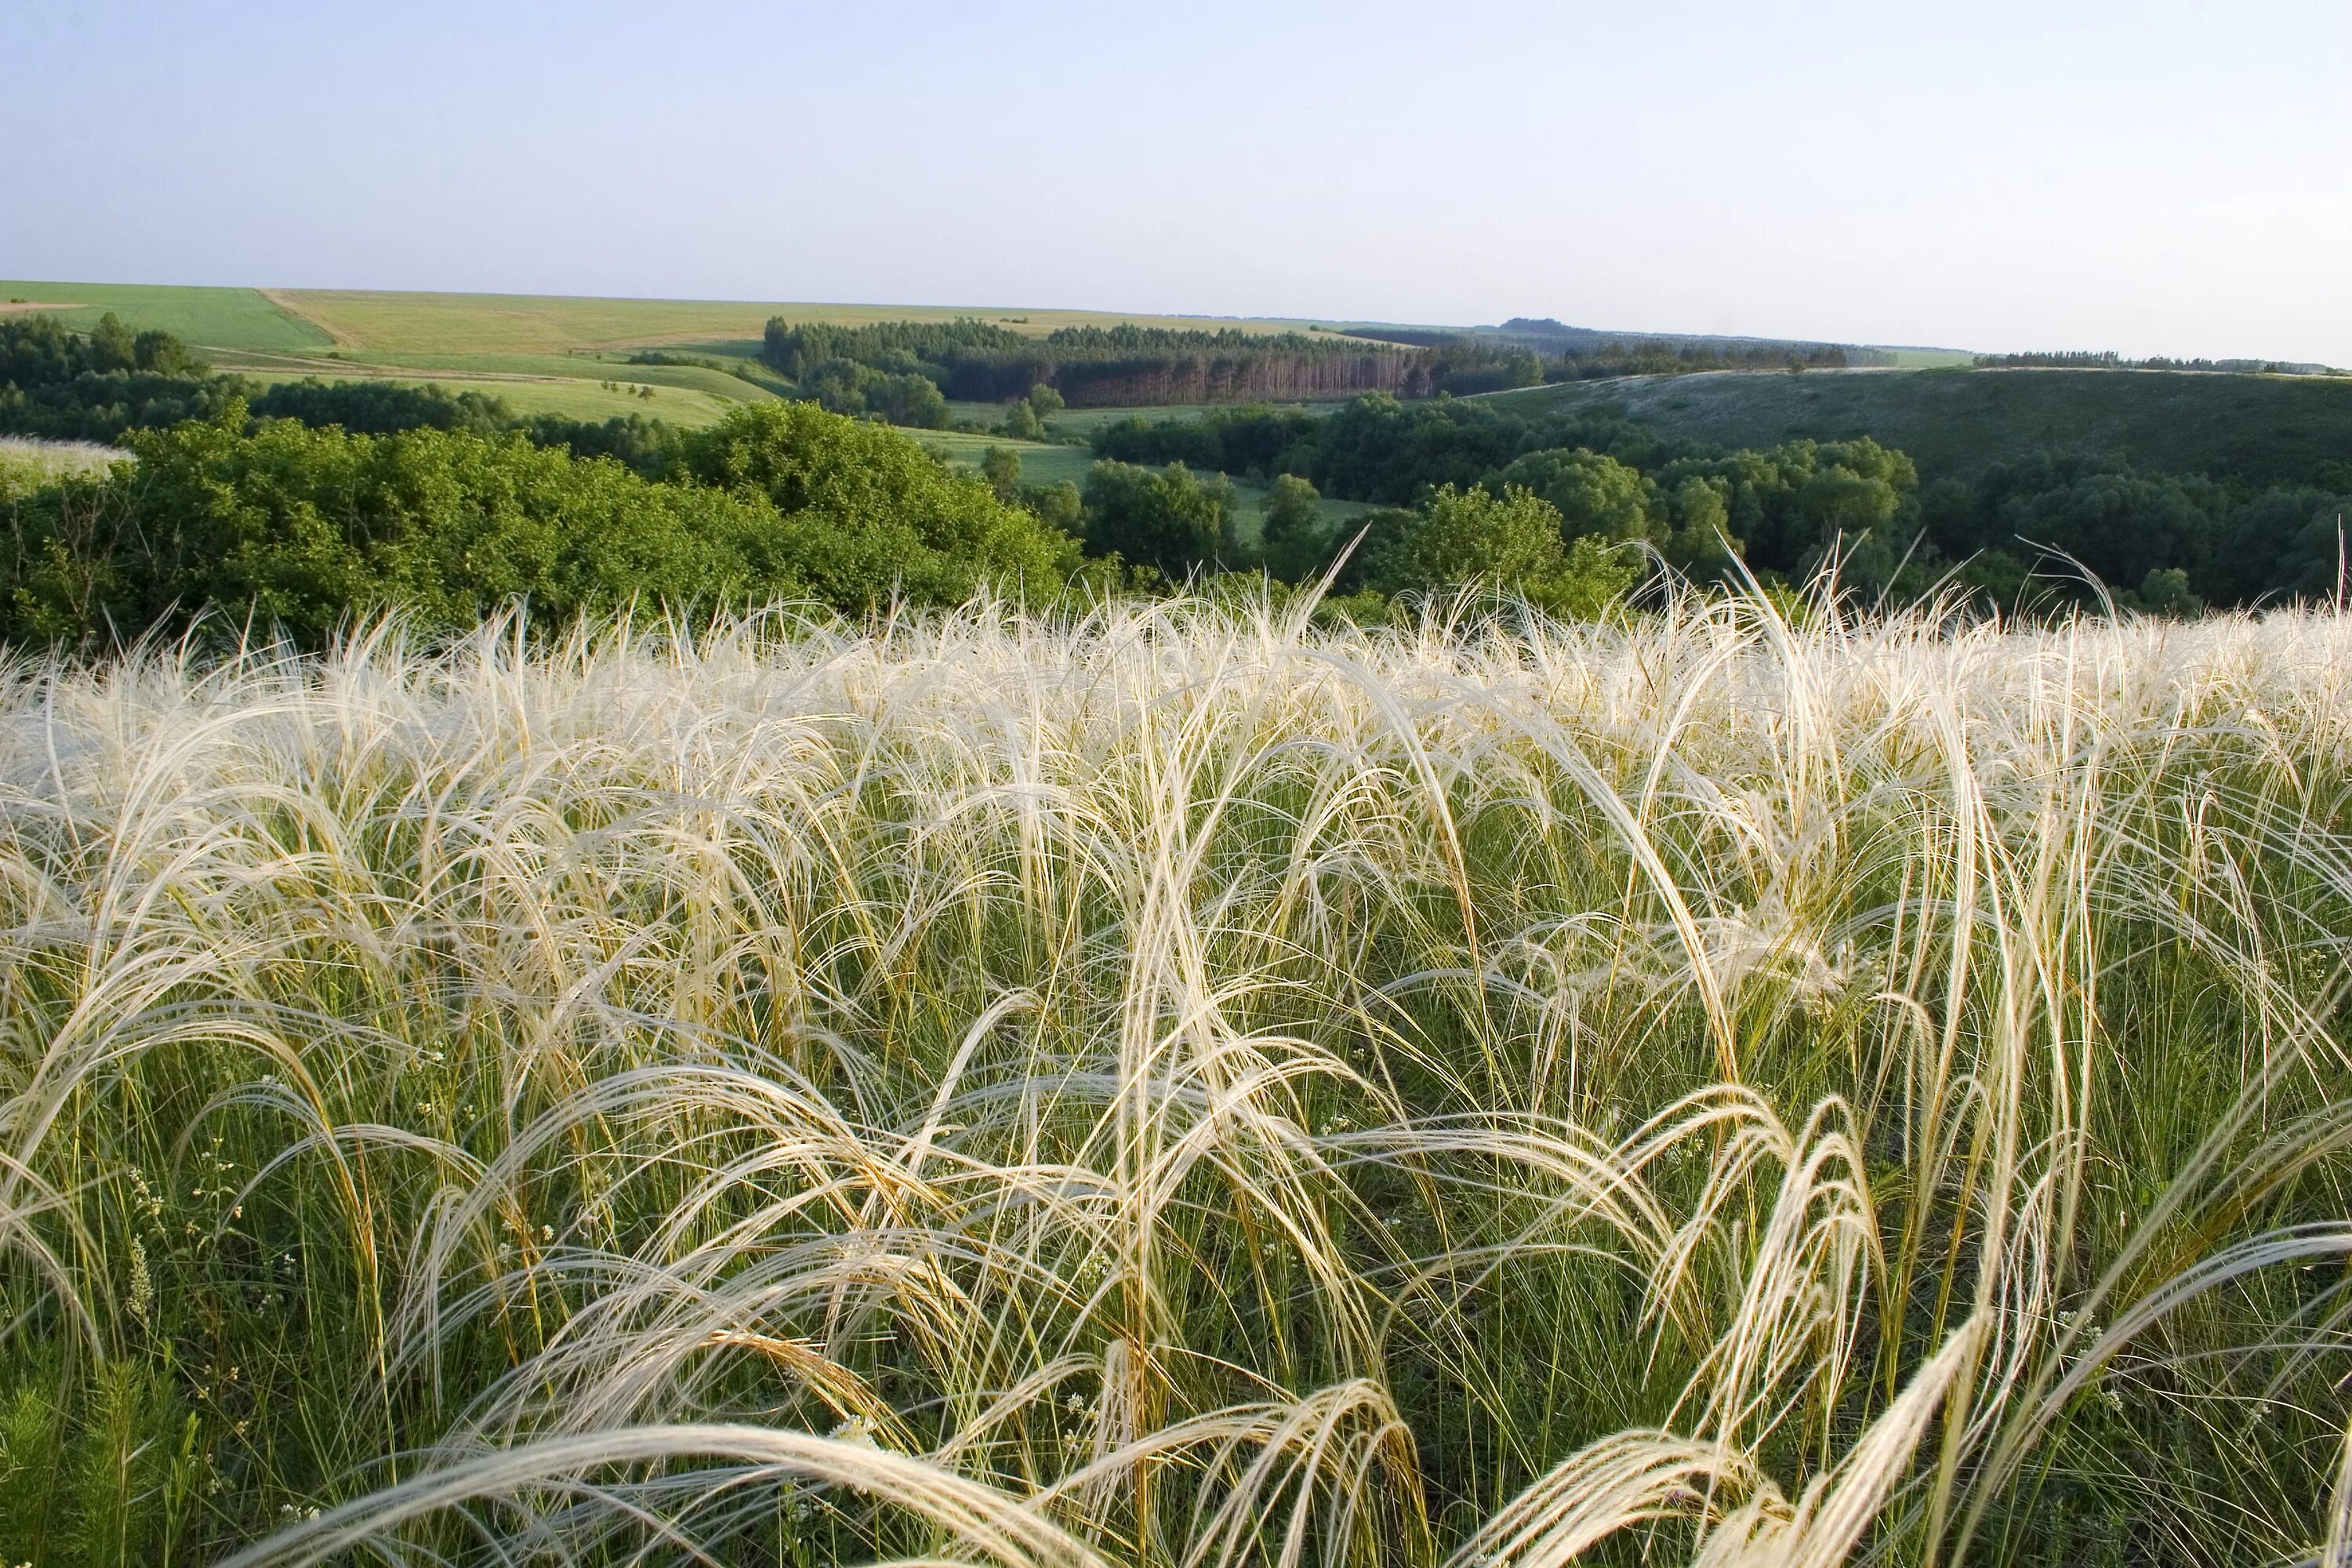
1482, 365, 2352, 484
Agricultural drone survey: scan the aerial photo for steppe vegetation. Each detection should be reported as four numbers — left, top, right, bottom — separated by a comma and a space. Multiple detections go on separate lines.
1, 589, 2350, 1566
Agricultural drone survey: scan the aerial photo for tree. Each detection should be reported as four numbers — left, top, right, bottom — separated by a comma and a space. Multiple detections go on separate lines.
679, 401, 1084, 608
1368, 483, 1566, 597
1082, 460, 1234, 577
1492, 448, 1657, 543
88, 312, 136, 372
871, 372, 949, 429
1260, 474, 1325, 581
981, 446, 1022, 499
1661, 475, 1741, 575
1026, 383, 1065, 419
1025, 479, 1084, 535
2130, 566, 2203, 618
1000, 399, 1043, 440
1365, 483, 1635, 619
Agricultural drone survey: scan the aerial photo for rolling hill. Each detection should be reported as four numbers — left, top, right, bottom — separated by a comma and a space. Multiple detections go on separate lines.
1481, 365, 2352, 485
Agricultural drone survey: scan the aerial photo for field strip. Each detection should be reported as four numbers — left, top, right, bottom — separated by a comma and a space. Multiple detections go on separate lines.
211, 347, 691, 389
0, 300, 78, 314
259, 286, 354, 347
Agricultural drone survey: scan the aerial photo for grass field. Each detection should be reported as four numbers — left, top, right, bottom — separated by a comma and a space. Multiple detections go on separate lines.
1483, 365, 2352, 482
916, 428, 1099, 491
0, 279, 333, 353
230, 363, 753, 425
4, 595, 2349, 1566
1035, 401, 1359, 439
917, 430, 1376, 543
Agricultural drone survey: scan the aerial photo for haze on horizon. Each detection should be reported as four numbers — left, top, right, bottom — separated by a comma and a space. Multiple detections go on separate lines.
5, 0, 2347, 365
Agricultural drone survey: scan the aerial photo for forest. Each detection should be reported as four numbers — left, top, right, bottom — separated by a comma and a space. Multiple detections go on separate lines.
763, 317, 1428, 405
1092, 394, 2352, 612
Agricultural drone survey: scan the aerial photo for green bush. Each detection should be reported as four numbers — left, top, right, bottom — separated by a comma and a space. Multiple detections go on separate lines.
1080, 459, 1236, 577
0, 400, 1089, 646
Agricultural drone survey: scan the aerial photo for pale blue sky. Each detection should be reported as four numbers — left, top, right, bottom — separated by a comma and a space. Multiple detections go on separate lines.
5, 1, 2347, 361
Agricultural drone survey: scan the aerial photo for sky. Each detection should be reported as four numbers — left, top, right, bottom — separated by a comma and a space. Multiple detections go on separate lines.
5, 0, 2349, 363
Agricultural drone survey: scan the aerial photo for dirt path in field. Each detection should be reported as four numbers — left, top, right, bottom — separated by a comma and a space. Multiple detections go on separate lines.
0, 300, 78, 314
260, 288, 355, 347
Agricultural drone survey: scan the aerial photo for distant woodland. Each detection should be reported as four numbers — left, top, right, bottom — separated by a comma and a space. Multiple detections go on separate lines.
760, 315, 1883, 411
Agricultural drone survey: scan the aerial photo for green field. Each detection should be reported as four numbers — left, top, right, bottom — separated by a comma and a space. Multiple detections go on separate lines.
916, 430, 1097, 491
918, 429, 1374, 544
0, 280, 332, 353
1482, 365, 2352, 482
230, 364, 753, 425
270, 289, 1334, 357
1035, 399, 1359, 438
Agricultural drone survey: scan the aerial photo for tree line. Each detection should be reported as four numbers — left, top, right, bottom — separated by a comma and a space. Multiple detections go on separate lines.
1091, 394, 2352, 613
762, 317, 1427, 407
1973, 350, 2343, 376
1339, 325, 1863, 393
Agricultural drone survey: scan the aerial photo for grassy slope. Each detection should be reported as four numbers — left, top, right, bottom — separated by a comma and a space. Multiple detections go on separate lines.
1482, 366, 2352, 482
0, 280, 333, 352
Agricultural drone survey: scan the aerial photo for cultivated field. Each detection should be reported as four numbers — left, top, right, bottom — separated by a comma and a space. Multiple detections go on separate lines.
0, 280, 332, 354
1483, 365, 2352, 482
268, 291, 1338, 357
4, 593, 2350, 1565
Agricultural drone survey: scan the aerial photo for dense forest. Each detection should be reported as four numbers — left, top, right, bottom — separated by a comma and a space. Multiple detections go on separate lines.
763, 317, 1425, 405
1093, 394, 2352, 612
1342, 322, 1867, 390
762, 314, 1880, 412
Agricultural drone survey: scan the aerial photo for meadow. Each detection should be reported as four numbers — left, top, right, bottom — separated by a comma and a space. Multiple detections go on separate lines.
913, 430, 1375, 542
1483, 365, 2352, 482
226, 363, 754, 426
3, 590, 2350, 1566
